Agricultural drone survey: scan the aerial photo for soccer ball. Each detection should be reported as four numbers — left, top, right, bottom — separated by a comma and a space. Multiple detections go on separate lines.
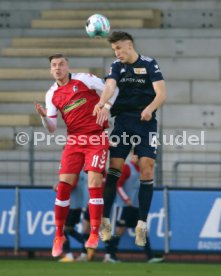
85, 14, 110, 38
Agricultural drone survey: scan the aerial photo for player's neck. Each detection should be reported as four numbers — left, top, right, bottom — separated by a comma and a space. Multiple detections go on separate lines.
127, 51, 139, 64
56, 75, 70, 86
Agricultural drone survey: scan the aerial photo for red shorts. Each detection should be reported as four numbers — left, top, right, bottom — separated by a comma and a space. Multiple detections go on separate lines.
59, 133, 109, 174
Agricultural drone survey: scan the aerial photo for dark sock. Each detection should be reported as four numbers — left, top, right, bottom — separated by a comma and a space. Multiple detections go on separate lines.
64, 228, 85, 244
82, 233, 89, 253
63, 235, 71, 253
138, 180, 154, 221
105, 235, 120, 257
144, 236, 154, 259
103, 168, 121, 217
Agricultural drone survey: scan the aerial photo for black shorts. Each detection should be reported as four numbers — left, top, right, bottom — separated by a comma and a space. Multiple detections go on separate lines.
65, 208, 82, 227
110, 114, 157, 160
116, 206, 139, 228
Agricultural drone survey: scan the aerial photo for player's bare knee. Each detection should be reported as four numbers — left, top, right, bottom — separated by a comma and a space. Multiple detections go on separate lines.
109, 158, 124, 171
140, 165, 154, 180
88, 172, 103, 188
59, 174, 77, 185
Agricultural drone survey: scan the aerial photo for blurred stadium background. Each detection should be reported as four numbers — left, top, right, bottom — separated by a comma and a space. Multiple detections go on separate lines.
0, 0, 221, 265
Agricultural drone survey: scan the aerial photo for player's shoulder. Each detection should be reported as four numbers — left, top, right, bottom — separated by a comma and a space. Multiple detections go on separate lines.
46, 82, 58, 98
111, 59, 122, 67
110, 59, 123, 73
113, 58, 121, 64
71, 72, 99, 82
140, 55, 156, 65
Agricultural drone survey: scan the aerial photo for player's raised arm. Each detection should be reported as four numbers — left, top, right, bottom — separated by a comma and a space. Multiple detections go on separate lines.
93, 79, 117, 115
35, 95, 57, 133
93, 79, 118, 126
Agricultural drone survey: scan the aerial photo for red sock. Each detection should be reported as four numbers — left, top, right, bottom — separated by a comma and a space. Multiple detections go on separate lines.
54, 181, 72, 237
88, 187, 103, 235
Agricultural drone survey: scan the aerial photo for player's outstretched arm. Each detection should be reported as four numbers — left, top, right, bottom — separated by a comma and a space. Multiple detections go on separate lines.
34, 102, 57, 133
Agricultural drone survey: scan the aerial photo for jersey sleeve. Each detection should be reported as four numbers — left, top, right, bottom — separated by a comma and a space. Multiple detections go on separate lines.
45, 86, 58, 118
148, 59, 164, 82
105, 61, 121, 82
74, 73, 105, 94
74, 72, 119, 105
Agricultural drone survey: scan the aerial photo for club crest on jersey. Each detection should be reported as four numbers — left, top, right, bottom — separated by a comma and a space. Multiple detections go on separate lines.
134, 68, 147, 74
73, 86, 78, 92
63, 98, 87, 113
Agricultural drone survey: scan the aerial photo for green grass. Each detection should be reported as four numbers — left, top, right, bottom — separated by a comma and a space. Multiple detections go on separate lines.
0, 260, 221, 276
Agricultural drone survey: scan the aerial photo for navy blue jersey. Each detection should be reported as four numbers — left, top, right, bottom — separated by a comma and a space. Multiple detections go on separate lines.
106, 55, 164, 117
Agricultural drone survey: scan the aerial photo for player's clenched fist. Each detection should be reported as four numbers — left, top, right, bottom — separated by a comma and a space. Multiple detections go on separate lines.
35, 102, 47, 117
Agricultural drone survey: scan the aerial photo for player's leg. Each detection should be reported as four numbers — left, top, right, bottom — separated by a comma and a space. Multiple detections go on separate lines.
52, 147, 84, 257
100, 157, 125, 242
64, 209, 84, 244
61, 208, 85, 262
103, 207, 126, 263
101, 116, 132, 241
83, 135, 109, 249
52, 175, 77, 257
135, 157, 155, 247
103, 226, 124, 263
132, 119, 157, 247
85, 170, 104, 249
59, 208, 79, 262
76, 208, 91, 262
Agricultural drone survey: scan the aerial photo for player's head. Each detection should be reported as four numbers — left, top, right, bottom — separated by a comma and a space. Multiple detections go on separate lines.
49, 53, 70, 84
108, 31, 137, 64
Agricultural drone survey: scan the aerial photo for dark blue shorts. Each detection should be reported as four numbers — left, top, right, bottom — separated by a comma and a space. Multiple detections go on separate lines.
109, 114, 157, 160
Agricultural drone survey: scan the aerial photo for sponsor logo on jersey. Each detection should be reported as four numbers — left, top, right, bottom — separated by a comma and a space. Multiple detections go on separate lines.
63, 98, 87, 113
134, 68, 147, 74
120, 68, 126, 74
73, 86, 78, 92
120, 77, 145, 84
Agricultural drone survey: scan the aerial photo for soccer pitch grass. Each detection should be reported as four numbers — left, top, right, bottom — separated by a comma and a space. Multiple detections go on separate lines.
0, 260, 221, 276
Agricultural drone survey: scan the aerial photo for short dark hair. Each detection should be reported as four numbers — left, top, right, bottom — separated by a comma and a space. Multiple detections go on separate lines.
108, 31, 134, 44
48, 53, 69, 63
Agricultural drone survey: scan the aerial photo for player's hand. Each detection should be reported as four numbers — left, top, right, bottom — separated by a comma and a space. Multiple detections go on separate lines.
96, 107, 109, 126
125, 198, 132, 206
141, 107, 152, 121
35, 101, 47, 117
93, 102, 104, 116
